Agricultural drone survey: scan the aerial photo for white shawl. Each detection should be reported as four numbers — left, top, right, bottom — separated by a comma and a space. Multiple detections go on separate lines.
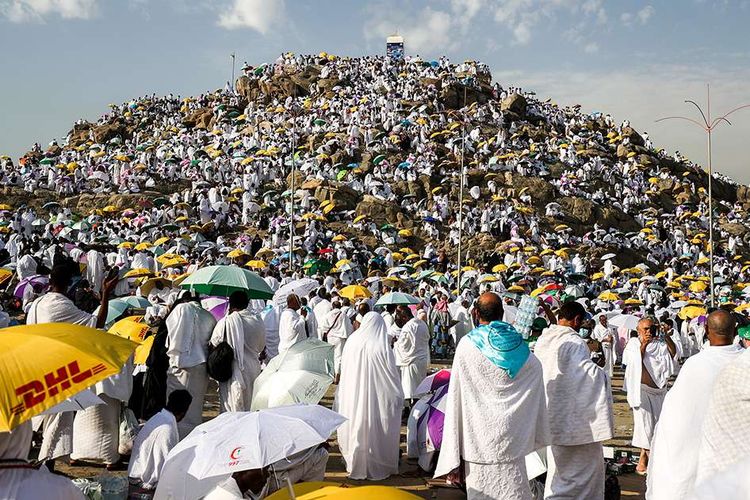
534, 324, 614, 445
622, 337, 679, 408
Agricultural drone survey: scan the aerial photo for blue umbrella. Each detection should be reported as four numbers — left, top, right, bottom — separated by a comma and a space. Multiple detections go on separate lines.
94, 296, 150, 327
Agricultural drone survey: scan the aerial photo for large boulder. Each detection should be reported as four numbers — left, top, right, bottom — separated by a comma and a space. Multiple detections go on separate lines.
183, 108, 214, 130
509, 176, 555, 206
557, 196, 640, 233
501, 93, 527, 115
356, 195, 404, 225
721, 222, 748, 237
314, 182, 359, 211
67, 122, 93, 147
92, 118, 129, 144
621, 126, 645, 147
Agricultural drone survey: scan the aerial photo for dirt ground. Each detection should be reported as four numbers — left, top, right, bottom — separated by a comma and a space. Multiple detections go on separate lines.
53, 362, 646, 499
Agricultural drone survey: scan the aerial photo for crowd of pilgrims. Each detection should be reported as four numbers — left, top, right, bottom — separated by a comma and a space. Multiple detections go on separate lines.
1, 52, 750, 500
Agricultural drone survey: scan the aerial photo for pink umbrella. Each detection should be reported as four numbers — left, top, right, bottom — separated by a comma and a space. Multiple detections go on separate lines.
14, 274, 49, 299
415, 368, 451, 395
201, 296, 229, 320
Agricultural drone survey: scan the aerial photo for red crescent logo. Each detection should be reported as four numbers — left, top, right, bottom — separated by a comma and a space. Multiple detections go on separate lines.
229, 447, 243, 460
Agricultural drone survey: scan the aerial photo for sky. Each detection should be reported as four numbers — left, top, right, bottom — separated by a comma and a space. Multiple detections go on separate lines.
2, 0, 750, 183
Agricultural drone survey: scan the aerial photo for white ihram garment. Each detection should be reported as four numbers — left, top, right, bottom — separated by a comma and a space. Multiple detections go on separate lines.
647, 344, 743, 500
435, 338, 549, 500
334, 312, 404, 480
393, 318, 431, 399
622, 338, 678, 450
127, 409, 179, 489
321, 308, 352, 375
695, 349, 750, 485
277, 308, 307, 355
533, 325, 613, 500
210, 310, 266, 412
165, 301, 216, 438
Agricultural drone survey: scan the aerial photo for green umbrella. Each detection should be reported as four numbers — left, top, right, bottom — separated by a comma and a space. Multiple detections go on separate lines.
313, 119, 327, 126
180, 265, 274, 299
72, 220, 92, 231
303, 259, 333, 276
373, 154, 386, 165
40, 158, 55, 165
162, 224, 179, 231
153, 197, 170, 207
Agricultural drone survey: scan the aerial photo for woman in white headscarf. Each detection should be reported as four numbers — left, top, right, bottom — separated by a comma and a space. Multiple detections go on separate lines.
334, 312, 403, 480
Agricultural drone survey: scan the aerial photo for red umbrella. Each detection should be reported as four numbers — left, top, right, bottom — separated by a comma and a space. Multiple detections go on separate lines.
318, 248, 334, 254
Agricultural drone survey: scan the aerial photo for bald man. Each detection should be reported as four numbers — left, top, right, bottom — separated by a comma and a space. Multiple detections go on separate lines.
647, 310, 742, 499
436, 293, 548, 499
622, 316, 678, 474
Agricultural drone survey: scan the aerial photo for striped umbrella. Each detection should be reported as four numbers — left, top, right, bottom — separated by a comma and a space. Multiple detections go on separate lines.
201, 296, 229, 321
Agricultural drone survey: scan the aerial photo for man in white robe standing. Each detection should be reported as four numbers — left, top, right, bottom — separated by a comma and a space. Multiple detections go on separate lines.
165, 293, 217, 438
277, 294, 307, 355
592, 315, 615, 377
436, 292, 549, 499
647, 310, 742, 499
127, 390, 192, 497
695, 331, 750, 486
209, 291, 266, 412
320, 300, 352, 382
534, 301, 613, 499
335, 312, 403, 480
622, 316, 678, 474
393, 305, 431, 406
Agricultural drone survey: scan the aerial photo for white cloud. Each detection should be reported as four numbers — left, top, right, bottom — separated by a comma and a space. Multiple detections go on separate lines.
584, 42, 599, 53
493, 64, 750, 183
637, 5, 655, 24
363, 5, 457, 55
217, 0, 286, 33
1, 0, 97, 22
622, 4, 654, 26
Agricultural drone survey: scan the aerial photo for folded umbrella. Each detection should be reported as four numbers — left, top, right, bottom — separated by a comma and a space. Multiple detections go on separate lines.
251, 338, 334, 410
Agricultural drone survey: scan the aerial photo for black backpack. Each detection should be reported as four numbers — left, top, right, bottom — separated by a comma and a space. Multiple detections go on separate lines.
207, 326, 234, 382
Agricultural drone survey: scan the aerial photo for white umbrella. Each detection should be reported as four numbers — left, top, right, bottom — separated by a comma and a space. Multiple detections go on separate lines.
273, 278, 319, 308
251, 339, 334, 410
41, 390, 105, 415
154, 405, 345, 500
600, 253, 616, 261
609, 313, 642, 331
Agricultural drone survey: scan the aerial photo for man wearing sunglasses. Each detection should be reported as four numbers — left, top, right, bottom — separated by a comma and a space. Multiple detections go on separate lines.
622, 316, 679, 475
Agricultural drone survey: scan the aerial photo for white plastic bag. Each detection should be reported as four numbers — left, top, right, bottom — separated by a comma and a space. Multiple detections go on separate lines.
118, 406, 139, 455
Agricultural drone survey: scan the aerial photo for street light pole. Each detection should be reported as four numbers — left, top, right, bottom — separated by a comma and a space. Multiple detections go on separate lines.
656, 84, 750, 308
456, 85, 468, 295
231, 53, 236, 89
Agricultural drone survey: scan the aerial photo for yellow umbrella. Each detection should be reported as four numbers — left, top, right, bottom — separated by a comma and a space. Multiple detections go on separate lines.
338, 285, 373, 300
527, 256, 542, 266
123, 268, 154, 278
381, 277, 404, 287
245, 260, 268, 270
492, 264, 508, 273
227, 249, 247, 259
0, 323, 137, 431
161, 256, 188, 269
271, 484, 421, 500
139, 277, 173, 296
134, 242, 152, 251
507, 285, 525, 293
109, 316, 151, 343
398, 229, 413, 237
102, 205, 118, 213
404, 254, 420, 262
624, 298, 643, 305
679, 305, 707, 320
0, 204, 12, 211
689, 281, 707, 293
0, 268, 12, 286
391, 252, 404, 261
255, 248, 274, 259
323, 203, 336, 215
332, 234, 347, 242
592, 272, 605, 280
479, 276, 499, 283
598, 291, 619, 301
153, 236, 171, 247
134, 335, 155, 365
353, 215, 366, 223
118, 241, 135, 249
413, 259, 428, 267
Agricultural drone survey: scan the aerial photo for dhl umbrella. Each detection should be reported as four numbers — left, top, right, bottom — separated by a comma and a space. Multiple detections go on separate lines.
109, 316, 150, 343
0, 323, 137, 431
